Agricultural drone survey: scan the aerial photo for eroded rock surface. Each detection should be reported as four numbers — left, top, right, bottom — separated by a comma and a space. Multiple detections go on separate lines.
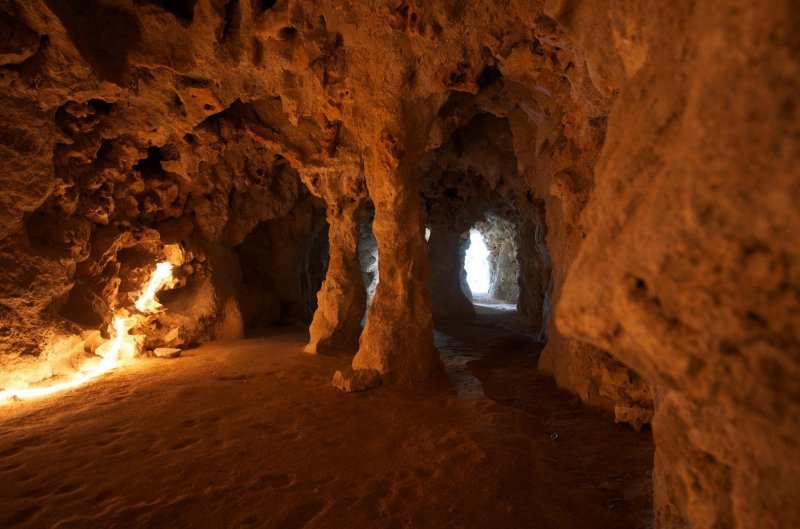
552, 1, 800, 527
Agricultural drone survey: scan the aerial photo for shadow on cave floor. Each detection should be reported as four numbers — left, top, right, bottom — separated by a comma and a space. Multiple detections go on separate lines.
0, 317, 652, 529
434, 302, 655, 528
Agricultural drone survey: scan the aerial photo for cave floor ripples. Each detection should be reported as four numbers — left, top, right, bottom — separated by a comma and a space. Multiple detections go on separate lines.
0, 308, 653, 529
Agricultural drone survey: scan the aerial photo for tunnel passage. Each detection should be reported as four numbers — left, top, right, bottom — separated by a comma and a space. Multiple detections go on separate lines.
472, 213, 521, 304
463, 228, 489, 296
437, 215, 526, 306
235, 191, 328, 329
418, 111, 552, 335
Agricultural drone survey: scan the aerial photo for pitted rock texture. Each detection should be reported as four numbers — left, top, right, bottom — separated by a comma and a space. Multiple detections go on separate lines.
551, 0, 800, 527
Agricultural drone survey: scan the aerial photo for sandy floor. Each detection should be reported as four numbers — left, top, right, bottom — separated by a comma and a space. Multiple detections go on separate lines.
0, 305, 653, 528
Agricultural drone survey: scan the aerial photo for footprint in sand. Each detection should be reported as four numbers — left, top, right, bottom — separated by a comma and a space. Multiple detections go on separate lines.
54, 481, 84, 495
169, 437, 201, 451
4, 505, 42, 526
256, 472, 295, 488
273, 499, 326, 529
216, 374, 253, 382
0, 460, 24, 473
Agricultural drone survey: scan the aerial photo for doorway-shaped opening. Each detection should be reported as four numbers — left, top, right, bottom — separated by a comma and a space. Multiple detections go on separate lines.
464, 229, 490, 295
234, 193, 328, 330
358, 208, 379, 316
468, 213, 521, 309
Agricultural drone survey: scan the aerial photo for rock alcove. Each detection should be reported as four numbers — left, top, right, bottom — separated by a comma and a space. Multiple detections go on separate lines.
0, 1, 797, 528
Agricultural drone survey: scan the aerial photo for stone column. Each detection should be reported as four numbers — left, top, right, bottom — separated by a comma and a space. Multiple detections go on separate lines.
305, 202, 366, 355
427, 227, 475, 319
351, 139, 440, 382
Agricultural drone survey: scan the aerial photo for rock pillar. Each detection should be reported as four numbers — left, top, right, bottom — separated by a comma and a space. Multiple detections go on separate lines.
305, 203, 366, 355
427, 227, 475, 319
351, 140, 439, 382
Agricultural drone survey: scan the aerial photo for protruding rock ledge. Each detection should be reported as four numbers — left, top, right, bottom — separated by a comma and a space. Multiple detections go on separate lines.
614, 403, 654, 432
331, 368, 382, 392
153, 347, 182, 359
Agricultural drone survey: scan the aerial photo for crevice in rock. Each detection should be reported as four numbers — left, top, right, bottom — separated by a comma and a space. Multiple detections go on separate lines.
136, 0, 197, 23
43, 0, 141, 85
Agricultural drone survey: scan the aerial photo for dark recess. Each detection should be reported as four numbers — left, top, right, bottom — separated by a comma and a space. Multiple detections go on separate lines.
43, 0, 141, 85
136, 0, 197, 22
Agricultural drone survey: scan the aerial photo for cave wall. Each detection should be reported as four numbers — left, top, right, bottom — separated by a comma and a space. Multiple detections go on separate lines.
516, 207, 551, 338
549, 0, 800, 527
426, 225, 475, 320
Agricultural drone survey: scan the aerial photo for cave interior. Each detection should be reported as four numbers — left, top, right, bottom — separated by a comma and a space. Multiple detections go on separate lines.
0, 1, 797, 528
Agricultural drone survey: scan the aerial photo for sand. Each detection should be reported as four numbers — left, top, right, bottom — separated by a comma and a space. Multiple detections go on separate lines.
0, 305, 653, 528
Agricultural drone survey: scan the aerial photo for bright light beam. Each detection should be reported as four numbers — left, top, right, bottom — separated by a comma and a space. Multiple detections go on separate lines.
465, 229, 490, 294
0, 261, 174, 403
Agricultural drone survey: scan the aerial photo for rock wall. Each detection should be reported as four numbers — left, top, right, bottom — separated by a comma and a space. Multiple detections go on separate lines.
550, 0, 800, 527
426, 226, 475, 320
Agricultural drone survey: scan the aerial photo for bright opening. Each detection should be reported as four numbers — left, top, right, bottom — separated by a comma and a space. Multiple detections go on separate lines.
465, 229, 490, 294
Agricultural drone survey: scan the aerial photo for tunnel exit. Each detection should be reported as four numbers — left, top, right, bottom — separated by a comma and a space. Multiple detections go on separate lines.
465, 229, 490, 295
